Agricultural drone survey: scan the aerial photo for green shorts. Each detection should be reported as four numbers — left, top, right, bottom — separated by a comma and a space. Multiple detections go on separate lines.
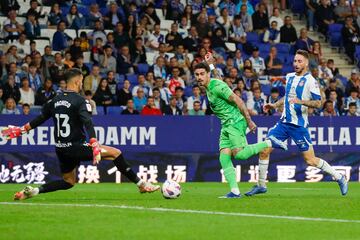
219, 120, 248, 150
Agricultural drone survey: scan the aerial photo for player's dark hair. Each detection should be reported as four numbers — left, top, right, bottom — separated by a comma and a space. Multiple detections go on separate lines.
349, 102, 357, 108
194, 62, 210, 73
296, 50, 309, 59
64, 68, 82, 83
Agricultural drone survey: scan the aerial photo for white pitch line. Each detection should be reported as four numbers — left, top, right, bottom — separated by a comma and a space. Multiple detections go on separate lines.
0, 202, 359, 224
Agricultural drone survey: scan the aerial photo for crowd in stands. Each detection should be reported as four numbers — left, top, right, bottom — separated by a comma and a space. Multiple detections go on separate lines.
0, 0, 359, 117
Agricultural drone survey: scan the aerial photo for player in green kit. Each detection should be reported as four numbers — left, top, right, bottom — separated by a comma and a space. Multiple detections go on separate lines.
194, 53, 287, 198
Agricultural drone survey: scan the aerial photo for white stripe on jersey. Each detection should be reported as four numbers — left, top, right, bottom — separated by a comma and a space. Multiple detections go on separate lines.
280, 72, 321, 127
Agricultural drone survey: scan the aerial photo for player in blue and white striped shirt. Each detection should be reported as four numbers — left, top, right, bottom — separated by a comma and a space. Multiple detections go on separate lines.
246, 50, 348, 196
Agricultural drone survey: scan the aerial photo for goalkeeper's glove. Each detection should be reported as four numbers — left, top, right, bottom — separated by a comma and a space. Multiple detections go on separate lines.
89, 138, 101, 165
1, 123, 31, 140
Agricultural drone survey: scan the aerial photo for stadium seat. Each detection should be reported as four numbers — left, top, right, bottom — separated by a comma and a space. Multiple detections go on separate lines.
83, 51, 91, 63
257, 43, 271, 54
285, 54, 295, 64
184, 86, 193, 97
160, 20, 174, 31
288, 0, 306, 15
126, 74, 138, 84
261, 84, 272, 96
16, 17, 27, 25
329, 32, 343, 48
34, 39, 50, 54
282, 64, 293, 75
146, 52, 156, 65
105, 106, 122, 115
137, 63, 149, 74
328, 23, 343, 33
84, 63, 93, 71
40, 29, 57, 41
246, 32, 260, 43
155, 9, 165, 20
82, 0, 97, 5
77, 6, 90, 17
225, 42, 236, 52
115, 74, 125, 83
64, 29, 77, 40
275, 43, 291, 54
96, 106, 105, 115
99, 7, 109, 16
30, 106, 42, 115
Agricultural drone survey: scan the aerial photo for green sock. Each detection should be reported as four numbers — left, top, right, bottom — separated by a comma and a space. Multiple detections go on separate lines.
234, 142, 269, 160
219, 153, 238, 191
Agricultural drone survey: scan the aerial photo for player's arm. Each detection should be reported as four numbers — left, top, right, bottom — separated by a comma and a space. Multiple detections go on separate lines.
228, 93, 257, 133
204, 52, 222, 80
1, 100, 52, 139
78, 99, 101, 164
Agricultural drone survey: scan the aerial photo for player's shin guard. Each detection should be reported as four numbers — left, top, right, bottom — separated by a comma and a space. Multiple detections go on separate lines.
39, 180, 73, 193
219, 153, 238, 191
113, 154, 141, 184
317, 158, 342, 180
234, 142, 268, 160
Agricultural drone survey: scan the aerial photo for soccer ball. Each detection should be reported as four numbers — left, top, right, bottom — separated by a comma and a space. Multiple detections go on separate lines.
161, 180, 181, 199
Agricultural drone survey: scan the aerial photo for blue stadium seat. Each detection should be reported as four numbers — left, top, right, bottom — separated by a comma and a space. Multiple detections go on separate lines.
30, 106, 42, 115
85, 63, 93, 71
285, 54, 295, 64
289, 0, 306, 15
276, 54, 286, 63
96, 106, 105, 115
126, 74, 138, 84
355, 46, 360, 62
184, 86, 193, 97
61, 7, 69, 16
282, 64, 293, 75
261, 84, 272, 96
78, 6, 90, 17
99, 7, 108, 16
115, 74, 125, 83
337, 75, 348, 86
82, 0, 97, 5
246, 32, 260, 43
250, 0, 261, 7
257, 43, 271, 54
106, 106, 122, 115
329, 32, 343, 48
328, 24, 343, 33
137, 63, 149, 74
275, 43, 291, 54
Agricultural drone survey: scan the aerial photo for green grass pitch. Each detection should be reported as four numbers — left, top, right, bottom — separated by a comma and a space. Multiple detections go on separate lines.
0, 182, 359, 240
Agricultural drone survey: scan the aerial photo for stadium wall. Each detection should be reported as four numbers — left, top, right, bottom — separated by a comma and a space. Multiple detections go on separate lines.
0, 116, 359, 183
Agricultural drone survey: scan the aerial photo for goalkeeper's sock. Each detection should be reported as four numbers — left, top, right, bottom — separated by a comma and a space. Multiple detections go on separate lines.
234, 142, 269, 160
39, 180, 73, 193
317, 158, 342, 181
113, 154, 140, 184
220, 153, 239, 194
258, 159, 269, 187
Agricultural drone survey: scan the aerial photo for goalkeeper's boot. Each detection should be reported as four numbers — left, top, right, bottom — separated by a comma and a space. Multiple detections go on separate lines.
218, 192, 242, 199
14, 186, 38, 200
138, 182, 160, 193
337, 175, 348, 196
245, 185, 267, 196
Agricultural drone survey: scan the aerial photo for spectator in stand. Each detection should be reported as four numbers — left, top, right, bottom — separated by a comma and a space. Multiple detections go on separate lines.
99, 45, 117, 74
166, 23, 183, 52
3, 62, 21, 86
43, 46, 55, 70
346, 102, 359, 116
167, 67, 185, 95
88, 3, 103, 29
316, 0, 335, 36
217, 8, 232, 35
239, 4, 253, 32
164, 96, 183, 115
247, 87, 266, 116
152, 88, 167, 112
167, 0, 185, 21
187, 85, 207, 112
133, 87, 147, 111
6, 45, 21, 64
309, 41, 323, 67
154, 77, 172, 104
106, 71, 117, 98
84, 90, 97, 115
325, 78, 344, 106
265, 46, 283, 76
116, 45, 134, 75
208, 14, 224, 37
196, 13, 211, 39
0, 0, 20, 16
234, 49, 244, 73
229, 15, 247, 44
35, 79, 56, 106
250, 46, 266, 76
0, 88, 4, 113
93, 78, 113, 107
114, 23, 130, 49
14, 34, 30, 59
91, 37, 104, 64
327, 59, 339, 77
342, 17, 360, 64
79, 31, 90, 52
52, 21, 71, 51
145, 71, 155, 88
328, 89, 342, 114
237, 0, 255, 16
121, 99, 140, 115
28, 63, 42, 91
84, 65, 102, 94
266, 87, 280, 115
3, 10, 24, 42
74, 56, 90, 77
321, 100, 339, 116
334, 0, 352, 24
24, 12, 41, 40
153, 43, 171, 65
344, 87, 360, 115
117, 79, 132, 106
174, 86, 187, 113
143, 3, 161, 26
280, 16, 297, 44
132, 74, 153, 97
2, 97, 20, 114
26, 0, 45, 20
346, 69, 360, 96
305, 0, 318, 32
183, 26, 201, 53
188, 100, 205, 116
269, 7, 283, 30
141, 96, 162, 115
48, 3, 64, 29
56, 79, 67, 94
19, 77, 35, 106
263, 21, 280, 44
22, 103, 31, 115
63, 52, 75, 69
241, 66, 257, 89
147, 24, 165, 51
49, 53, 68, 85
295, 28, 314, 52
69, 38, 82, 62
131, 37, 147, 67
211, 28, 229, 56
88, 20, 107, 44
103, 2, 124, 30
318, 58, 333, 83
252, 3, 270, 33
219, 0, 236, 17
2, 75, 20, 104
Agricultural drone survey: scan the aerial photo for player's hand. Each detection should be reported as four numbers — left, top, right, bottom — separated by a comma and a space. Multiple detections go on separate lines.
263, 103, 275, 112
289, 97, 302, 105
247, 120, 257, 133
89, 138, 101, 165
204, 52, 215, 65
1, 124, 30, 140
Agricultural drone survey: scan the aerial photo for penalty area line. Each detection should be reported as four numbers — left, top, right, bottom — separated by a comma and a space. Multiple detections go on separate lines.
0, 202, 359, 224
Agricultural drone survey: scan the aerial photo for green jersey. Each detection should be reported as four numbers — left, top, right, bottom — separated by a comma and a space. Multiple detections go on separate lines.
206, 78, 244, 126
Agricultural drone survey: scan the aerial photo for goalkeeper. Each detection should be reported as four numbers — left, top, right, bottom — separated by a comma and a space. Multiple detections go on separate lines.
1, 68, 159, 200
194, 53, 287, 198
